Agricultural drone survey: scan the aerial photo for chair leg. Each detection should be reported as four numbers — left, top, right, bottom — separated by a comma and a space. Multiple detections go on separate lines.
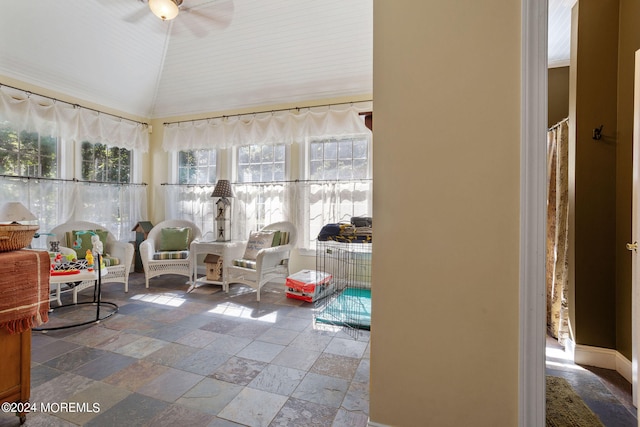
145, 277, 150, 288
124, 278, 128, 293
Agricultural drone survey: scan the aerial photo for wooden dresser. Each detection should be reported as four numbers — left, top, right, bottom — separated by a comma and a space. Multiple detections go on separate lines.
0, 250, 50, 424
0, 328, 31, 423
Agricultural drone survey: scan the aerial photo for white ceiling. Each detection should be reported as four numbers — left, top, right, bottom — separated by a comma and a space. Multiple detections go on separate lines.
548, 0, 574, 67
0, 0, 570, 120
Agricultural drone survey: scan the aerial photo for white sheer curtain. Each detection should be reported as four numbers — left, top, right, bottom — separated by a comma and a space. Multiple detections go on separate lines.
233, 182, 293, 239
296, 180, 372, 249
163, 105, 371, 150
164, 185, 216, 239
164, 180, 372, 250
0, 176, 147, 245
0, 85, 149, 151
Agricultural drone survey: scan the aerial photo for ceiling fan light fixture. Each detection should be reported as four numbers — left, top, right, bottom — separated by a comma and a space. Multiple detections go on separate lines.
149, 0, 180, 21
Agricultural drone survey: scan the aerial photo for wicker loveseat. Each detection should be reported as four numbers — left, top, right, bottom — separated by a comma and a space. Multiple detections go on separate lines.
139, 219, 201, 288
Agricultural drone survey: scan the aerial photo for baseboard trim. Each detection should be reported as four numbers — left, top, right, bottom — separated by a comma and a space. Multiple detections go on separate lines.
368, 421, 391, 427
573, 344, 632, 383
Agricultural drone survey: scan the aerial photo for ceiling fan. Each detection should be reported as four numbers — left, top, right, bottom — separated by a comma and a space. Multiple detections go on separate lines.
148, 0, 183, 20
127, 0, 234, 36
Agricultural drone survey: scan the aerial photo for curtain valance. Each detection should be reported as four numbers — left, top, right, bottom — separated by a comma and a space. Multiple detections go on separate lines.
163, 105, 371, 151
0, 86, 149, 152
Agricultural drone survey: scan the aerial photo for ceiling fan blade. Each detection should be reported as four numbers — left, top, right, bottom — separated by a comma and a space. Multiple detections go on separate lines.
124, 7, 150, 23
181, 0, 234, 30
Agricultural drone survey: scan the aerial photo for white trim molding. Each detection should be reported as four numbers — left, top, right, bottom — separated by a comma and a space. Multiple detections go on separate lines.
520, 0, 548, 425
574, 344, 633, 384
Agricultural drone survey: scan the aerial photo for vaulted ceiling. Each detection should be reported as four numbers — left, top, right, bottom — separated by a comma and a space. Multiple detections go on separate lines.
0, 0, 570, 121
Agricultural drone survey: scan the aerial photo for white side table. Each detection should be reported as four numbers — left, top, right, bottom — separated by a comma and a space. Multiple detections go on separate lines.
189, 240, 246, 293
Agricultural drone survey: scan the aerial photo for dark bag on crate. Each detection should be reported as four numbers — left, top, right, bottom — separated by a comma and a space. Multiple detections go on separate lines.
351, 216, 372, 227
318, 223, 341, 241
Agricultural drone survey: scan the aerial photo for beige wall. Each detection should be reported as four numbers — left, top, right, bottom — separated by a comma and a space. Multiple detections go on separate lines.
371, 2, 520, 425
549, 66, 570, 128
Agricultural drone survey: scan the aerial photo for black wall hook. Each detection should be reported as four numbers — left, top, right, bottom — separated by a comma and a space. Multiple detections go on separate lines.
593, 125, 604, 140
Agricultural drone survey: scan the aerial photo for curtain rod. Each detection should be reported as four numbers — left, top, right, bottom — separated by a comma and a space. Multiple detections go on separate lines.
0, 174, 147, 186
163, 100, 373, 126
548, 117, 568, 132
0, 82, 149, 127
161, 178, 372, 186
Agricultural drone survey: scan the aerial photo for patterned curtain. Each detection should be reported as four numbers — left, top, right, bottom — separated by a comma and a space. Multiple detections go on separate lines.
546, 118, 570, 345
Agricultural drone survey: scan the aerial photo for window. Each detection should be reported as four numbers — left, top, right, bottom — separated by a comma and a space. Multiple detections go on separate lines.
305, 135, 372, 248
81, 142, 131, 183
237, 144, 286, 183
309, 136, 369, 180
0, 122, 58, 178
234, 144, 288, 235
178, 149, 217, 184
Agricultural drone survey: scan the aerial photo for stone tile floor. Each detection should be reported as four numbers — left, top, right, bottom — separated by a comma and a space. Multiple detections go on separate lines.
3, 271, 635, 426
0, 273, 370, 427
546, 335, 637, 426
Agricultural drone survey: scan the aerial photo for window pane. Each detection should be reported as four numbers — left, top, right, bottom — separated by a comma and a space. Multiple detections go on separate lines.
250, 146, 261, 163
353, 139, 368, 159
338, 160, 352, 180
178, 149, 216, 184
353, 159, 368, 179
324, 160, 338, 179
238, 146, 250, 164
274, 163, 285, 181
310, 142, 323, 161
236, 144, 286, 183
324, 142, 337, 160
0, 123, 59, 178
262, 145, 273, 162
81, 141, 132, 183
338, 140, 352, 159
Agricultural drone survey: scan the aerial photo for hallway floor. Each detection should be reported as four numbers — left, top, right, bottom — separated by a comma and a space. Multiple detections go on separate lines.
546, 336, 637, 426
0, 273, 370, 427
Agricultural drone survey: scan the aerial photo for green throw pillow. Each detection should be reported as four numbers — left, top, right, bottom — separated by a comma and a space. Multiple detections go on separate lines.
271, 230, 281, 247
159, 227, 191, 251
68, 229, 108, 260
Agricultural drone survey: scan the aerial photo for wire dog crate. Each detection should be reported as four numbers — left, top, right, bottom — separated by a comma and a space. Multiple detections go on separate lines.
314, 241, 372, 338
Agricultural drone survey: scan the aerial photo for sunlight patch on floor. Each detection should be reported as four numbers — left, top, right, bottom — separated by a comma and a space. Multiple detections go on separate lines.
208, 302, 278, 323
130, 292, 186, 307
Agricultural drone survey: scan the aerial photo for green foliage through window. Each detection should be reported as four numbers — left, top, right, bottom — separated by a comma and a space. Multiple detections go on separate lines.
81, 141, 131, 183
0, 122, 58, 178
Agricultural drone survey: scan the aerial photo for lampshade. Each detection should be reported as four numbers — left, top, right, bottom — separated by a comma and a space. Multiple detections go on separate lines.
149, 0, 181, 21
0, 202, 37, 223
211, 180, 235, 198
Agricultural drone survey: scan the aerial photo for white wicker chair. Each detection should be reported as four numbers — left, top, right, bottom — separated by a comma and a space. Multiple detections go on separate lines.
139, 220, 201, 288
226, 221, 297, 301
47, 221, 135, 302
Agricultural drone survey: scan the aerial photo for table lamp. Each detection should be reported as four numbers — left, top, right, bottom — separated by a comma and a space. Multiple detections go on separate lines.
211, 179, 234, 241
